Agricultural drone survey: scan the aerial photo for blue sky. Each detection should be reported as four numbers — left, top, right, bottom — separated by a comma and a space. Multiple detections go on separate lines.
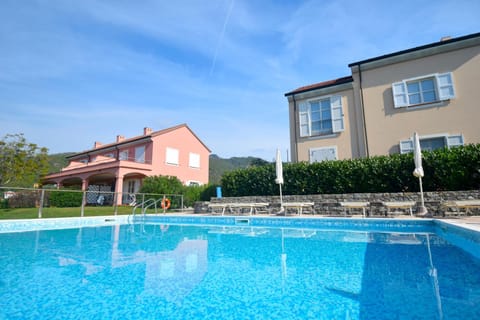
1, 0, 479, 161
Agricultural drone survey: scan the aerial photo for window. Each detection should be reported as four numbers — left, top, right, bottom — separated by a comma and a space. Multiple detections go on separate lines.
127, 180, 136, 194
400, 134, 463, 153
299, 95, 344, 137
119, 150, 129, 161
189, 153, 200, 168
166, 147, 179, 165
392, 72, 455, 108
309, 146, 337, 163
135, 146, 145, 163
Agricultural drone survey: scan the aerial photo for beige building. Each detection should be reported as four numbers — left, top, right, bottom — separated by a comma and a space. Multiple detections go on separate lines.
285, 32, 480, 163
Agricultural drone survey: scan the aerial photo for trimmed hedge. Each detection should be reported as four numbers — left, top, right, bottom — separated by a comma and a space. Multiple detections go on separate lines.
49, 190, 83, 207
221, 144, 480, 197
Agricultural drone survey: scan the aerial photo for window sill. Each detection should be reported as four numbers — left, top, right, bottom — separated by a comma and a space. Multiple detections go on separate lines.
299, 133, 339, 140
399, 99, 450, 110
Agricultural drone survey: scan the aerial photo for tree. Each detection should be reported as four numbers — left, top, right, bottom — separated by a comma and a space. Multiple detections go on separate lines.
0, 134, 49, 187
140, 175, 184, 195
249, 157, 270, 167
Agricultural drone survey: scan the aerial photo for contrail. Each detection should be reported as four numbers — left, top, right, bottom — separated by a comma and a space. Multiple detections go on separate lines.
210, 0, 234, 76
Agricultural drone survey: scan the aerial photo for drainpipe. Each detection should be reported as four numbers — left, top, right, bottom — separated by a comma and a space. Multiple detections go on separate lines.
358, 64, 370, 157
292, 94, 299, 163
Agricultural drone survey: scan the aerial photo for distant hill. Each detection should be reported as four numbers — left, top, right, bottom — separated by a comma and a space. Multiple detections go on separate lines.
46, 153, 269, 184
47, 152, 75, 174
208, 154, 269, 184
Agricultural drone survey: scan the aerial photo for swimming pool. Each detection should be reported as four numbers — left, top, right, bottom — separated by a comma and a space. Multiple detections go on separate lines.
0, 216, 479, 319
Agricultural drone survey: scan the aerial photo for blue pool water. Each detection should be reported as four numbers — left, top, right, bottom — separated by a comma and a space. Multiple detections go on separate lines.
0, 219, 479, 319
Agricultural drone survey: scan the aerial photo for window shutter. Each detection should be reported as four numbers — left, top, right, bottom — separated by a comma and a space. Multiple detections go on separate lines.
330, 95, 344, 133
399, 139, 413, 154
189, 153, 200, 168
298, 102, 310, 137
392, 82, 408, 108
446, 134, 463, 148
166, 147, 179, 165
309, 147, 337, 163
436, 72, 455, 100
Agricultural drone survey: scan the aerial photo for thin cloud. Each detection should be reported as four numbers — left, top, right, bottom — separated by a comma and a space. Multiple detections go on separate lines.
210, 0, 235, 76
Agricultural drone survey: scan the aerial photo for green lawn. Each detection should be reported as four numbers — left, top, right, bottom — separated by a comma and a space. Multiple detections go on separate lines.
0, 206, 134, 219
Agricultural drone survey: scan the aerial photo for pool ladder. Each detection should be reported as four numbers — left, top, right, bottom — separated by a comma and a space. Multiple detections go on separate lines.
129, 197, 167, 222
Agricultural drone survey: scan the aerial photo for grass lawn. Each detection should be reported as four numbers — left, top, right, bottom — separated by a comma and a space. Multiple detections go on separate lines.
0, 206, 134, 219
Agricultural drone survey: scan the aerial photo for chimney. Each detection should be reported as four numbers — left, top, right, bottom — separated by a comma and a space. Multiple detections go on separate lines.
440, 36, 452, 42
143, 127, 153, 135
116, 135, 125, 142
94, 141, 102, 148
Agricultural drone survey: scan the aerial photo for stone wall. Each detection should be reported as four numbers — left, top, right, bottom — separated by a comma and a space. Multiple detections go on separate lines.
194, 190, 480, 216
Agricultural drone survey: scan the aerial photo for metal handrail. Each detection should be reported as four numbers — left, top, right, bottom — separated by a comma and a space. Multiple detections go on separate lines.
131, 198, 157, 220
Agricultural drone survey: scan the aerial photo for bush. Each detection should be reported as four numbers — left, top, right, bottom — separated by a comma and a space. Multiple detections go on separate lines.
49, 189, 83, 207
7, 191, 39, 208
221, 144, 480, 197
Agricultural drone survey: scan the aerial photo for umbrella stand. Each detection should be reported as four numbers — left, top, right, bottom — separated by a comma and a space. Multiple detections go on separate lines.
418, 176, 428, 215
279, 183, 285, 215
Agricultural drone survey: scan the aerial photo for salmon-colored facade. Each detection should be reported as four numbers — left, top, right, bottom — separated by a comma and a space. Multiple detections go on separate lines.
42, 124, 210, 205
285, 32, 480, 163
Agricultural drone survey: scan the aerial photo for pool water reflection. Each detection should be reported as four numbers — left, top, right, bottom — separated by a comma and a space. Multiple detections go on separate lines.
0, 223, 479, 319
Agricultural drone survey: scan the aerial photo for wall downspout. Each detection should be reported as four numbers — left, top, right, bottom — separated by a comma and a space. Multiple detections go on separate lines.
358, 64, 370, 157
292, 94, 299, 163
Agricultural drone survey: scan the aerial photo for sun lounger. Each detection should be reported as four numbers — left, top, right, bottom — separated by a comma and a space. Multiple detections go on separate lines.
442, 200, 480, 216
339, 202, 369, 218
208, 203, 269, 216
281, 202, 314, 215
382, 201, 415, 217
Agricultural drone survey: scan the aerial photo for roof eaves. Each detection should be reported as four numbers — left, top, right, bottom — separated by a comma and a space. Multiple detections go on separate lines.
284, 76, 353, 97
348, 32, 480, 67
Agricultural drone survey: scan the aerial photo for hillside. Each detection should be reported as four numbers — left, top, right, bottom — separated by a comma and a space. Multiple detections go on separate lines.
47, 153, 269, 184
208, 154, 269, 184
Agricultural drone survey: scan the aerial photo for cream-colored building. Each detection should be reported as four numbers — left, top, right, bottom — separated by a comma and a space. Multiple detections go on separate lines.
285, 32, 480, 163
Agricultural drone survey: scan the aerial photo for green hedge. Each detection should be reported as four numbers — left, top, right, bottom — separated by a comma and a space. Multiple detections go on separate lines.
49, 190, 83, 207
221, 144, 480, 197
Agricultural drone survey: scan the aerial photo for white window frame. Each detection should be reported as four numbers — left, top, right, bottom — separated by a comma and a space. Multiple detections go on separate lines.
400, 133, 464, 154
309, 146, 338, 163
392, 72, 455, 108
189, 152, 200, 168
166, 147, 179, 165
135, 146, 145, 163
299, 95, 344, 138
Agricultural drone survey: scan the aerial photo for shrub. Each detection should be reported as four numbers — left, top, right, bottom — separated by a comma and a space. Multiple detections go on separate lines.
49, 189, 83, 207
221, 144, 480, 197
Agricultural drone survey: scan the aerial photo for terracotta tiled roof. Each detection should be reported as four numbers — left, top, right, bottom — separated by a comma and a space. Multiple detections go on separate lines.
285, 76, 353, 96
68, 123, 210, 159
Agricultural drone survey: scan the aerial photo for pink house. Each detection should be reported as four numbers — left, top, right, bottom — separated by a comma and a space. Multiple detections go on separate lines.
42, 124, 210, 205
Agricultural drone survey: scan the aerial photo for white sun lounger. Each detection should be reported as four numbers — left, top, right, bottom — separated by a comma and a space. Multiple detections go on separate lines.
339, 202, 369, 218
383, 201, 415, 217
443, 200, 480, 216
208, 203, 269, 216
281, 202, 314, 215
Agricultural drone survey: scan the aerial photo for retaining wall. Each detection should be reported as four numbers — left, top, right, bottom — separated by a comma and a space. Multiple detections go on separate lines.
194, 190, 480, 216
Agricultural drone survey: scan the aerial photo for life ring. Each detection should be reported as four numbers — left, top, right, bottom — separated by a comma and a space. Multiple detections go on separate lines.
161, 198, 171, 209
